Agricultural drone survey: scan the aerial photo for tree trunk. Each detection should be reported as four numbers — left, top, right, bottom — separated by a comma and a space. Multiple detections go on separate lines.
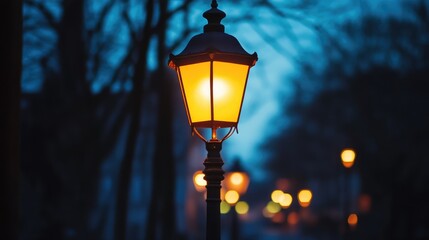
0, 1, 22, 239
114, 1, 155, 239
145, 0, 177, 239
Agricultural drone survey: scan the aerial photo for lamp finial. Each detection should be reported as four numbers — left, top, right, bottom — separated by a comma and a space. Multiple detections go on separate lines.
203, 0, 226, 32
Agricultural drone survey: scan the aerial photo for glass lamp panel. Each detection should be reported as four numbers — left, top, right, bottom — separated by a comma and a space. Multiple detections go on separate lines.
179, 62, 211, 124
212, 61, 249, 123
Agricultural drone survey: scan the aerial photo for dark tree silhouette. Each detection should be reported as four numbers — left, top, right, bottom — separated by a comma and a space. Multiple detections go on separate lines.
21, 0, 197, 239
0, 1, 22, 240
264, 2, 429, 239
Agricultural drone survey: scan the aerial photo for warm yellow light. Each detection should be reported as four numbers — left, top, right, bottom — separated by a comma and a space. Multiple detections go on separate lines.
271, 190, 284, 203
195, 174, 206, 187
224, 171, 249, 195
230, 173, 244, 185
220, 201, 231, 214
235, 201, 249, 215
348, 213, 358, 227
193, 171, 206, 192
179, 62, 210, 123
213, 62, 248, 123
298, 189, 312, 207
225, 190, 240, 205
198, 78, 229, 101
279, 193, 293, 208
341, 149, 356, 168
266, 201, 281, 214
178, 61, 249, 127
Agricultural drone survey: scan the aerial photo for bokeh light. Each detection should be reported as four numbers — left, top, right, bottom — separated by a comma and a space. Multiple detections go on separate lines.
235, 201, 249, 215
230, 172, 244, 185
266, 201, 281, 214
225, 190, 240, 205
220, 201, 231, 214
341, 149, 356, 168
193, 170, 206, 192
287, 211, 299, 225
279, 193, 293, 208
348, 213, 358, 228
271, 190, 284, 203
298, 189, 312, 207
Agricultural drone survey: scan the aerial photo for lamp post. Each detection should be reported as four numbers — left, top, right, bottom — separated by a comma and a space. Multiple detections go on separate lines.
168, 1, 258, 239
224, 159, 250, 240
340, 148, 356, 239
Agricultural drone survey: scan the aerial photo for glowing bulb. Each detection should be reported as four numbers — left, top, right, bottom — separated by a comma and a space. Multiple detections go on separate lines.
198, 78, 229, 100
230, 173, 244, 185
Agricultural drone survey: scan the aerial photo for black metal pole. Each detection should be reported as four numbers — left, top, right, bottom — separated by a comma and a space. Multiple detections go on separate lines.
231, 208, 239, 240
203, 140, 225, 240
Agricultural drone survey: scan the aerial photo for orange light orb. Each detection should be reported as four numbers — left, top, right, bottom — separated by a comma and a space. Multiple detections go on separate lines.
341, 149, 356, 168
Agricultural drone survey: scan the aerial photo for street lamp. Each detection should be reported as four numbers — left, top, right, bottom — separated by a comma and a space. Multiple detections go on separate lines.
168, 1, 258, 239
297, 189, 313, 208
341, 149, 356, 168
340, 148, 356, 239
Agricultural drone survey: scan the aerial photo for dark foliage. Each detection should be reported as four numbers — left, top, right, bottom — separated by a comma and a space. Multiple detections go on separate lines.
264, 2, 429, 239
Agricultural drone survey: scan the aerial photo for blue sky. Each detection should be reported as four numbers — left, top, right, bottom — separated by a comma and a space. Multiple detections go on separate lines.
22, 0, 419, 181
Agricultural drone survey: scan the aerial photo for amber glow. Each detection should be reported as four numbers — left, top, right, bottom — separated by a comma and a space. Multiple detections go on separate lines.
225, 190, 240, 205
193, 170, 206, 192
225, 171, 249, 195
287, 211, 299, 225
358, 194, 371, 213
231, 173, 243, 185
235, 201, 249, 215
298, 189, 312, 207
279, 193, 293, 208
348, 213, 358, 228
178, 61, 249, 126
341, 149, 356, 168
272, 212, 285, 223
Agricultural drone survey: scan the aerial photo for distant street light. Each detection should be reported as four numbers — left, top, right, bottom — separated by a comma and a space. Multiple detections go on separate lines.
347, 213, 358, 229
341, 149, 356, 168
297, 189, 313, 208
340, 148, 357, 239
193, 170, 207, 193
224, 159, 250, 196
168, 1, 258, 239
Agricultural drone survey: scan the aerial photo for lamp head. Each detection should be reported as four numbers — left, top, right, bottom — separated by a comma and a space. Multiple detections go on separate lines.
168, 0, 258, 142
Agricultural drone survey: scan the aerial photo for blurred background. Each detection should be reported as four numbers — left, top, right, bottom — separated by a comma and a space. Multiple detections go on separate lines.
5, 0, 429, 239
